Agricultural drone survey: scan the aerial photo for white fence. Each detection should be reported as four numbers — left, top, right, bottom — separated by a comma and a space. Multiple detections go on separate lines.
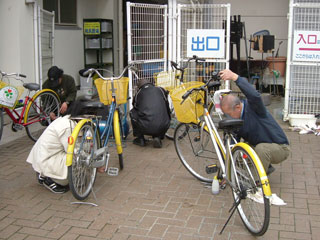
284, 0, 320, 125
127, 2, 231, 108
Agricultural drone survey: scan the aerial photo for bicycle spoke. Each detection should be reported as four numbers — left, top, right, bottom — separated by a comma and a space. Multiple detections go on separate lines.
231, 146, 270, 236
25, 91, 60, 142
69, 123, 97, 200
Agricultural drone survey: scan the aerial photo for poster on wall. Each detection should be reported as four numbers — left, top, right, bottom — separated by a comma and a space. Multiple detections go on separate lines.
293, 30, 320, 62
187, 29, 225, 58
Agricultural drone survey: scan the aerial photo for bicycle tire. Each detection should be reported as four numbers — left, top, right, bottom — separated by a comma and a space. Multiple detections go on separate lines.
174, 122, 223, 183
25, 90, 60, 142
118, 104, 129, 140
68, 121, 99, 200
230, 145, 270, 236
0, 108, 3, 142
113, 110, 124, 170
165, 111, 178, 140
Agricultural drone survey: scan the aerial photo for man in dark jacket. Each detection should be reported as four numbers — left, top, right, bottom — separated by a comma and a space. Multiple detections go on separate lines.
130, 79, 170, 148
43, 66, 77, 119
219, 69, 290, 175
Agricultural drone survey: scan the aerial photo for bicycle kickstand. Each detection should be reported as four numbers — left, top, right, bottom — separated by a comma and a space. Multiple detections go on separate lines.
219, 198, 241, 234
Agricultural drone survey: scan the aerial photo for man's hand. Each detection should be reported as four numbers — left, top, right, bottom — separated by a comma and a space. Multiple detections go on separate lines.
60, 102, 68, 114
219, 69, 239, 81
49, 112, 57, 121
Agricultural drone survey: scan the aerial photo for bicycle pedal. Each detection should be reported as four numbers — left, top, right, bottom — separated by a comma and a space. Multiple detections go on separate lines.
107, 167, 119, 176
206, 164, 218, 174
220, 182, 227, 190
193, 136, 200, 142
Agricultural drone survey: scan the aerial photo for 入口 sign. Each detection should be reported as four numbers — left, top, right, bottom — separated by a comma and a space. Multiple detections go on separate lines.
187, 29, 225, 58
293, 30, 320, 62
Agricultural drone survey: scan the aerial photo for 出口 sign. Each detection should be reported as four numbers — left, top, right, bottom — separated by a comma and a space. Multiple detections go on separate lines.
187, 29, 225, 58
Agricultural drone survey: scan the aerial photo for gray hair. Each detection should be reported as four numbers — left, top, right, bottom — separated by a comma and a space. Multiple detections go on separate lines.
221, 94, 241, 110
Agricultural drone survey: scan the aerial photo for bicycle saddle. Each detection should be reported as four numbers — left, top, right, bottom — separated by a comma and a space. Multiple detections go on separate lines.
208, 81, 221, 91
218, 118, 243, 130
23, 83, 40, 91
82, 101, 105, 109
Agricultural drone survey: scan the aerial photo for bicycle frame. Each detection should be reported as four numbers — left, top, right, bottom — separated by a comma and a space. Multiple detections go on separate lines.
1, 78, 59, 128
3, 96, 31, 126
93, 99, 117, 147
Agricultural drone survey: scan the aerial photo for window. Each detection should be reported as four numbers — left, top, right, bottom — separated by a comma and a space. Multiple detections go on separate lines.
43, 0, 77, 26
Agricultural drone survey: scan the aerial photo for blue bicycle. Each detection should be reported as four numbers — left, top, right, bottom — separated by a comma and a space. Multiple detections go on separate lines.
66, 64, 136, 200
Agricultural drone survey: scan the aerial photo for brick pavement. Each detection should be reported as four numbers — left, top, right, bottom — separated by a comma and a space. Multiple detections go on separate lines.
0, 97, 320, 240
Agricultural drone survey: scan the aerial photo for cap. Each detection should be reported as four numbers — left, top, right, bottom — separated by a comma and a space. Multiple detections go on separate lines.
47, 66, 63, 88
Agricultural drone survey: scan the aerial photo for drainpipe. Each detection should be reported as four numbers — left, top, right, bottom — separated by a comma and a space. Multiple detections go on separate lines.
25, 0, 39, 85
33, 2, 40, 85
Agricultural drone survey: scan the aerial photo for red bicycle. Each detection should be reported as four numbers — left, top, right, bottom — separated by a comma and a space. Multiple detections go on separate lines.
0, 70, 60, 142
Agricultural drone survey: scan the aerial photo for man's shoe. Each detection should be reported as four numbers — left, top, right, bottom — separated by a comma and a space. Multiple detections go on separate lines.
153, 137, 162, 148
36, 172, 45, 185
266, 164, 275, 175
133, 137, 146, 147
43, 177, 69, 194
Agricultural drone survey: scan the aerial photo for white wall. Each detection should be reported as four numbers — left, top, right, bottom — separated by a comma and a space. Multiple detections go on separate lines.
52, 0, 118, 86
0, 0, 35, 83
208, 0, 289, 60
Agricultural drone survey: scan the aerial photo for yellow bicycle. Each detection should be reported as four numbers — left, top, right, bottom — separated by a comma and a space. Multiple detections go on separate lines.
172, 75, 271, 235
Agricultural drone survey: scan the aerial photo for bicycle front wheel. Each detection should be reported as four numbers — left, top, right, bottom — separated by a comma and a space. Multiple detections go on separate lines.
25, 90, 60, 142
113, 110, 124, 170
174, 122, 223, 183
230, 145, 270, 236
68, 121, 99, 200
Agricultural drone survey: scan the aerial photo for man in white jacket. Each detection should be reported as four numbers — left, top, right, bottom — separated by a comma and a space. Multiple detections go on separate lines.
26, 115, 76, 193
26, 101, 105, 193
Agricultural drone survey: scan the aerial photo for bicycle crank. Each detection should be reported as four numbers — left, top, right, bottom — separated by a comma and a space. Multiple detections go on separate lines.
12, 123, 23, 132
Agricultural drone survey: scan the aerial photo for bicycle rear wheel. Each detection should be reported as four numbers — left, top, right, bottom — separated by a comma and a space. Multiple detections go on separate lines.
174, 122, 223, 183
25, 90, 60, 142
230, 145, 270, 236
0, 108, 3, 142
165, 110, 178, 140
68, 121, 99, 200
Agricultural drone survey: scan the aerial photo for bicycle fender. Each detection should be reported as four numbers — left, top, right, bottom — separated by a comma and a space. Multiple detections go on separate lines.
233, 142, 272, 197
23, 89, 61, 123
113, 110, 123, 154
66, 119, 93, 166
41, 88, 60, 101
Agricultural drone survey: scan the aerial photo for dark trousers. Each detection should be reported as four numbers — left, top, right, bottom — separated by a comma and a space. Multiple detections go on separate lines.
131, 119, 165, 139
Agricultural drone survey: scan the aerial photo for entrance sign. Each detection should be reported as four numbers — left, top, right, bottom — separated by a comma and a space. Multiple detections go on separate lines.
293, 30, 320, 62
187, 29, 225, 58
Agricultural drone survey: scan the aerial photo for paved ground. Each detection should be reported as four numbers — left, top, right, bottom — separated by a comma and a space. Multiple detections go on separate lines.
0, 96, 320, 240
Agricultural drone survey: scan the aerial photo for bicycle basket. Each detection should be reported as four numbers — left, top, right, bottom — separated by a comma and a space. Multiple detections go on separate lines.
170, 81, 205, 124
154, 70, 180, 92
0, 81, 24, 109
94, 77, 129, 105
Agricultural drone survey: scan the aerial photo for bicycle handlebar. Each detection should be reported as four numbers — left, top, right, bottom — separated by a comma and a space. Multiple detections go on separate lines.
0, 71, 27, 79
170, 55, 206, 72
180, 71, 221, 104
83, 64, 137, 81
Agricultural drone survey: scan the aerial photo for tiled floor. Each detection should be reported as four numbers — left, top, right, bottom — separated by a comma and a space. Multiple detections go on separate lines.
0, 96, 319, 239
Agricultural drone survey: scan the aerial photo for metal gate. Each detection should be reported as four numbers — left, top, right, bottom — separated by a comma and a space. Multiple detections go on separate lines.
127, 2, 231, 107
37, 7, 55, 87
126, 2, 168, 107
284, 0, 320, 123
177, 4, 230, 86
